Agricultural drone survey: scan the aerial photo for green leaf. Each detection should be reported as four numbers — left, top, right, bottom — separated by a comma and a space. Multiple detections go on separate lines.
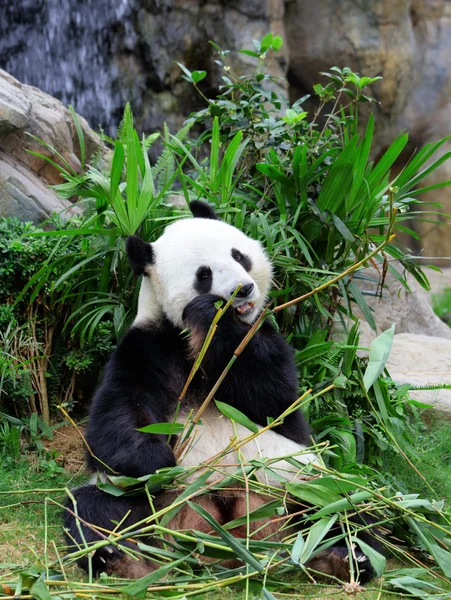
215, 400, 258, 433
348, 281, 376, 331
314, 490, 374, 518
239, 49, 260, 58
191, 70, 207, 83
363, 323, 395, 391
271, 35, 283, 50
260, 33, 273, 53
291, 530, 305, 564
68, 105, 85, 171
209, 116, 220, 191
123, 558, 185, 597
29, 578, 51, 600
286, 482, 341, 507
352, 537, 386, 577
137, 422, 185, 435
175, 61, 192, 80
297, 516, 338, 564
333, 374, 348, 389
406, 518, 451, 578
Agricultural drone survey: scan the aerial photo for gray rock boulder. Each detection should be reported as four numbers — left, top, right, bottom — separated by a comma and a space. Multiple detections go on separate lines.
0, 69, 102, 223
0, 151, 78, 223
356, 266, 451, 339
386, 333, 451, 415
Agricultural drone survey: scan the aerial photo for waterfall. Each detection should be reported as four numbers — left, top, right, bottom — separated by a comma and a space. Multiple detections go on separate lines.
0, 0, 137, 133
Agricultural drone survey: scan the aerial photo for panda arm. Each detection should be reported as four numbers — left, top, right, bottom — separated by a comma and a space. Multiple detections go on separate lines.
85, 327, 179, 478
86, 387, 177, 478
183, 294, 310, 444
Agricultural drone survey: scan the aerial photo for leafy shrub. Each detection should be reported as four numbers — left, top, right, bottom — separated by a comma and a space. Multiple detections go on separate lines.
0, 217, 113, 421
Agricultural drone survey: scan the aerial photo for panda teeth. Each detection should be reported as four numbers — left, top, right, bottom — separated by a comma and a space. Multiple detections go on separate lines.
236, 301, 255, 314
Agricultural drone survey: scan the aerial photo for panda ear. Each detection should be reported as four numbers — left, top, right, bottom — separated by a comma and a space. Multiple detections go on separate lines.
126, 235, 154, 276
189, 200, 219, 220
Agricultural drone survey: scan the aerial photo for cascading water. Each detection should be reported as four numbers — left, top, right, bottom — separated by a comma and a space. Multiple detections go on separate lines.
0, 0, 137, 133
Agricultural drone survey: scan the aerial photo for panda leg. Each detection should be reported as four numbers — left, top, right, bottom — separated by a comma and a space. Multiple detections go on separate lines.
304, 513, 382, 584
64, 484, 158, 577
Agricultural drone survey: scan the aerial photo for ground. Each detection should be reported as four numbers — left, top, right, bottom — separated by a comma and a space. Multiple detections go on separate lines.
2, 421, 451, 598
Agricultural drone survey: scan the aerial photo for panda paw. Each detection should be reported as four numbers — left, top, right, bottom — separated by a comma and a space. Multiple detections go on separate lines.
306, 546, 375, 584
183, 294, 231, 329
92, 544, 124, 575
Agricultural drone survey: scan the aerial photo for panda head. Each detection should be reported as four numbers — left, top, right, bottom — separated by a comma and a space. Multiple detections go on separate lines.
126, 201, 273, 328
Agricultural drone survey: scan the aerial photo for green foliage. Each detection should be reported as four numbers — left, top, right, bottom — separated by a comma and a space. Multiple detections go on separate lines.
432, 285, 451, 326
0, 411, 54, 466
3, 34, 449, 472
0, 217, 113, 419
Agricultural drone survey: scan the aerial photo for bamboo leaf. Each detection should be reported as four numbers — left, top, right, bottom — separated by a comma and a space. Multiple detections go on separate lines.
215, 400, 259, 433
363, 324, 395, 391
352, 537, 386, 577
187, 501, 264, 572
137, 422, 185, 435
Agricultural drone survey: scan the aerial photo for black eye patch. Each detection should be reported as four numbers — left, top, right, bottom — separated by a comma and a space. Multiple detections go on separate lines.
194, 265, 213, 294
231, 248, 252, 272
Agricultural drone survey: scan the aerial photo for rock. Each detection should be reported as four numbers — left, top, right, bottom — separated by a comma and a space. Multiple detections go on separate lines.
0, 70, 103, 223
385, 333, 451, 415
165, 194, 188, 209
0, 151, 79, 223
424, 267, 451, 298
356, 265, 451, 339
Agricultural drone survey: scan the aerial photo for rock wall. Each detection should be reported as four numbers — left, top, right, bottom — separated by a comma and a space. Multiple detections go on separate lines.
0, 0, 451, 254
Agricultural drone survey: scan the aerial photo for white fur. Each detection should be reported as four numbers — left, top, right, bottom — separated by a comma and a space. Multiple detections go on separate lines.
134, 217, 272, 328
177, 407, 317, 487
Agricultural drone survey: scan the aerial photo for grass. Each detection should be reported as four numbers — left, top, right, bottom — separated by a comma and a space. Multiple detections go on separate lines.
0, 459, 423, 599
384, 418, 451, 501
2, 420, 451, 599
0, 457, 85, 567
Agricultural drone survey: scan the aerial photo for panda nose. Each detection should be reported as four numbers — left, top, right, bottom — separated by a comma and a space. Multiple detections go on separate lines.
234, 283, 254, 298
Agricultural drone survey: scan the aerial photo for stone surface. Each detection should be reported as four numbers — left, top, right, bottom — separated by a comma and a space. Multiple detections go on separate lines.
356, 266, 451, 339
386, 333, 451, 415
0, 151, 78, 223
0, 70, 102, 223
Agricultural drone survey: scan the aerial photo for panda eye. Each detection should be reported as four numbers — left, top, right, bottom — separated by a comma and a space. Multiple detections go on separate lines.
231, 247, 252, 272
232, 249, 243, 262
196, 266, 212, 280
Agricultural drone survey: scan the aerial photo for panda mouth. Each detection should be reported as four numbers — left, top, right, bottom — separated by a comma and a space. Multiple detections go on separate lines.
235, 301, 255, 316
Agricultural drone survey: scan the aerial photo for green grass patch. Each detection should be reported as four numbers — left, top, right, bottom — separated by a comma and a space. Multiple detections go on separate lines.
385, 418, 451, 501
0, 458, 85, 567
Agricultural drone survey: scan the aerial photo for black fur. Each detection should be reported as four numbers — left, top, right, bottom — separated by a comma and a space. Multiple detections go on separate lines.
126, 235, 154, 276
189, 200, 219, 220
194, 265, 213, 294
231, 247, 252, 272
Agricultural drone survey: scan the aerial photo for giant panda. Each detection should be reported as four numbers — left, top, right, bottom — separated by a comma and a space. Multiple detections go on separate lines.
64, 200, 379, 581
